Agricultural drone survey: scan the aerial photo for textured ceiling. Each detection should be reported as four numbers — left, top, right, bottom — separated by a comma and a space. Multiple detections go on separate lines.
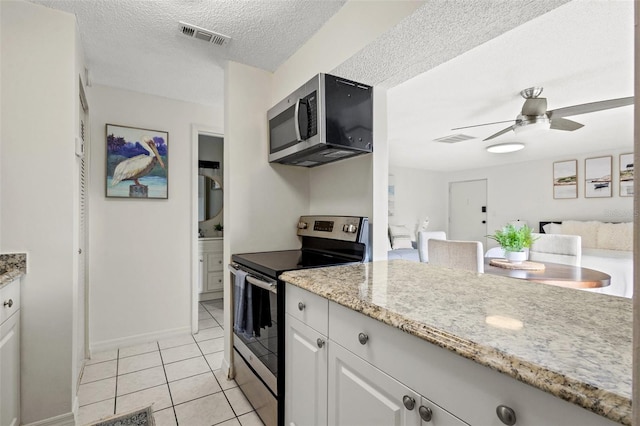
28, 0, 347, 106
25, 0, 634, 173
334, 0, 571, 88
381, 0, 634, 172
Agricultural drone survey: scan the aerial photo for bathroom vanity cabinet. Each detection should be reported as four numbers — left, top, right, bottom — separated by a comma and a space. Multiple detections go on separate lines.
199, 238, 223, 301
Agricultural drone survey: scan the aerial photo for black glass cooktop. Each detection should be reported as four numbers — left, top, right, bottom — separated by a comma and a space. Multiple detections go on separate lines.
232, 249, 356, 278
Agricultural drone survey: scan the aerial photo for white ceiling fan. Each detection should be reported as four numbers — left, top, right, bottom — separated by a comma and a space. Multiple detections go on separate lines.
453, 87, 634, 141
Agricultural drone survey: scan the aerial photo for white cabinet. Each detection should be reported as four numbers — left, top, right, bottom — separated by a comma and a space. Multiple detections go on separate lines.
329, 342, 465, 426
199, 239, 223, 300
285, 284, 329, 426
285, 315, 327, 426
329, 342, 419, 426
327, 301, 618, 426
285, 284, 618, 426
0, 278, 20, 426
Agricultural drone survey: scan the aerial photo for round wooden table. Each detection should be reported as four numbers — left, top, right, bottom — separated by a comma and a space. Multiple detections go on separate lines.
484, 258, 611, 289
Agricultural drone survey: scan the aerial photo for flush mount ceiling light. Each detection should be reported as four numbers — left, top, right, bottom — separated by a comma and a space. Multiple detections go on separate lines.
486, 143, 525, 154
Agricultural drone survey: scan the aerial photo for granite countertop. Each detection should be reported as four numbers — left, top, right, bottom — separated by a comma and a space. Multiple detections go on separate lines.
0, 253, 27, 288
280, 259, 632, 425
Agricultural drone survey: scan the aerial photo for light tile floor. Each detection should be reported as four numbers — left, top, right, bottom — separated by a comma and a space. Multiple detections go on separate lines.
76, 300, 265, 426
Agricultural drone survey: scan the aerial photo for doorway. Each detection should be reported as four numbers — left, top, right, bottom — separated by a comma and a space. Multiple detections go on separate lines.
191, 126, 225, 334
448, 179, 488, 249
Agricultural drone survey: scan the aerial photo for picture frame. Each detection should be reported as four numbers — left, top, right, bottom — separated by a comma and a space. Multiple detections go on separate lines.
585, 155, 612, 198
619, 153, 633, 197
106, 124, 168, 199
553, 160, 577, 199
388, 174, 395, 217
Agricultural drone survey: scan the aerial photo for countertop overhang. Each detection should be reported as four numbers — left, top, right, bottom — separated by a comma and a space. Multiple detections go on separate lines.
0, 253, 26, 288
280, 259, 632, 425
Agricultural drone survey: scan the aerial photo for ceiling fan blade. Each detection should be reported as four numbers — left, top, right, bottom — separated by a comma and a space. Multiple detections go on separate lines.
550, 117, 584, 131
451, 119, 515, 131
548, 96, 633, 119
521, 98, 547, 116
483, 125, 515, 141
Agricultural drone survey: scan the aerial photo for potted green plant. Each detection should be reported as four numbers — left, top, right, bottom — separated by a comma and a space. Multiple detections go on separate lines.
214, 223, 223, 237
487, 224, 535, 264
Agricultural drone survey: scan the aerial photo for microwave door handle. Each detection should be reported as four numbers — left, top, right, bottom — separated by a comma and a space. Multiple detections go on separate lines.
294, 99, 302, 141
294, 99, 309, 141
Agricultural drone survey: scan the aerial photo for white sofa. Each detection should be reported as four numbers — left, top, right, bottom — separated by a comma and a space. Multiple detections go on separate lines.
540, 220, 633, 298
387, 227, 446, 262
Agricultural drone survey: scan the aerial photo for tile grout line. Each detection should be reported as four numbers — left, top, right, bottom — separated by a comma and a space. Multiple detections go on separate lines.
194, 321, 243, 422
157, 340, 180, 426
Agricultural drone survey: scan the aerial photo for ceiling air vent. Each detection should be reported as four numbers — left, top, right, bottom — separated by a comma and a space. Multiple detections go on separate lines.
433, 134, 476, 144
178, 21, 230, 46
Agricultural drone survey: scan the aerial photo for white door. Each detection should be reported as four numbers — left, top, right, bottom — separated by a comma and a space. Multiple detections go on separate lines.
328, 342, 420, 426
285, 314, 328, 426
75, 82, 89, 389
0, 314, 20, 426
449, 180, 487, 247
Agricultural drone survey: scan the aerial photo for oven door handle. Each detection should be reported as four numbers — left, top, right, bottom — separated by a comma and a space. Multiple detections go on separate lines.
228, 264, 277, 294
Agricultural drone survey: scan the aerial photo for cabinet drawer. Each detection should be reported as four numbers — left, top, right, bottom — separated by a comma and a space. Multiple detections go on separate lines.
0, 279, 20, 325
200, 239, 223, 252
207, 272, 224, 292
285, 284, 328, 335
207, 253, 224, 272
329, 301, 615, 426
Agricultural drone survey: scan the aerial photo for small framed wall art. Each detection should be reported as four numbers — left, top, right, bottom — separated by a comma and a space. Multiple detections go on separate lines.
553, 160, 577, 199
619, 153, 633, 197
585, 155, 612, 198
106, 124, 168, 199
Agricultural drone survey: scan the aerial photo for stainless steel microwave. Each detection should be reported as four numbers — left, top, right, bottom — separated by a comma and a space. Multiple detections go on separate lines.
267, 73, 373, 167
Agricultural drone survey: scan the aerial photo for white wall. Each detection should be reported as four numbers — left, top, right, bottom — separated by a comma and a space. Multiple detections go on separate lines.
1, 1, 78, 423
391, 148, 634, 250
88, 85, 220, 349
271, 1, 422, 257
223, 61, 310, 369
225, 62, 310, 255
389, 165, 447, 239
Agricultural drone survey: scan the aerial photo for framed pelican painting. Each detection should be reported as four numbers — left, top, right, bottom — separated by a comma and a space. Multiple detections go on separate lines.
106, 124, 168, 199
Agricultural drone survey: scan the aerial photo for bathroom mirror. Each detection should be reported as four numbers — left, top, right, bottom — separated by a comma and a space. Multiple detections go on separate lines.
198, 174, 223, 224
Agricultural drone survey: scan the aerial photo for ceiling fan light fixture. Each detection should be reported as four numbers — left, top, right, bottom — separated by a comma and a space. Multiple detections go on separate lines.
513, 116, 551, 134
486, 143, 525, 154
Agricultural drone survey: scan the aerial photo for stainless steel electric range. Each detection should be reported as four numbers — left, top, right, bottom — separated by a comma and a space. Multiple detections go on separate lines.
228, 215, 370, 426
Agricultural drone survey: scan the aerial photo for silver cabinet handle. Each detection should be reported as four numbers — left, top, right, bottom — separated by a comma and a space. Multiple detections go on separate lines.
402, 395, 415, 410
418, 406, 433, 422
316, 338, 325, 348
358, 332, 368, 345
3, 299, 13, 308
298, 302, 305, 311
496, 405, 517, 426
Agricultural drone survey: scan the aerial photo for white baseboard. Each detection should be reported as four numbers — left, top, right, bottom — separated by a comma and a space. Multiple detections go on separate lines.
221, 357, 232, 377
22, 412, 75, 426
89, 326, 192, 354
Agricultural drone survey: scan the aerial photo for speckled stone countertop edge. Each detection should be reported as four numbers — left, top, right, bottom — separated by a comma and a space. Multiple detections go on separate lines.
0, 253, 27, 288
281, 269, 631, 425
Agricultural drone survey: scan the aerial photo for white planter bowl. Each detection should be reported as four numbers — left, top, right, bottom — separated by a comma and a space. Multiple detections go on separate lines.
505, 251, 527, 264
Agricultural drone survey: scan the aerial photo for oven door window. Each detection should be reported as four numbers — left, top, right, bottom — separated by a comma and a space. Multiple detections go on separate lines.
234, 285, 279, 376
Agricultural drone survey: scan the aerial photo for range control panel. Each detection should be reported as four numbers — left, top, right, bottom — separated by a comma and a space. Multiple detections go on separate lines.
297, 215, 367, 242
